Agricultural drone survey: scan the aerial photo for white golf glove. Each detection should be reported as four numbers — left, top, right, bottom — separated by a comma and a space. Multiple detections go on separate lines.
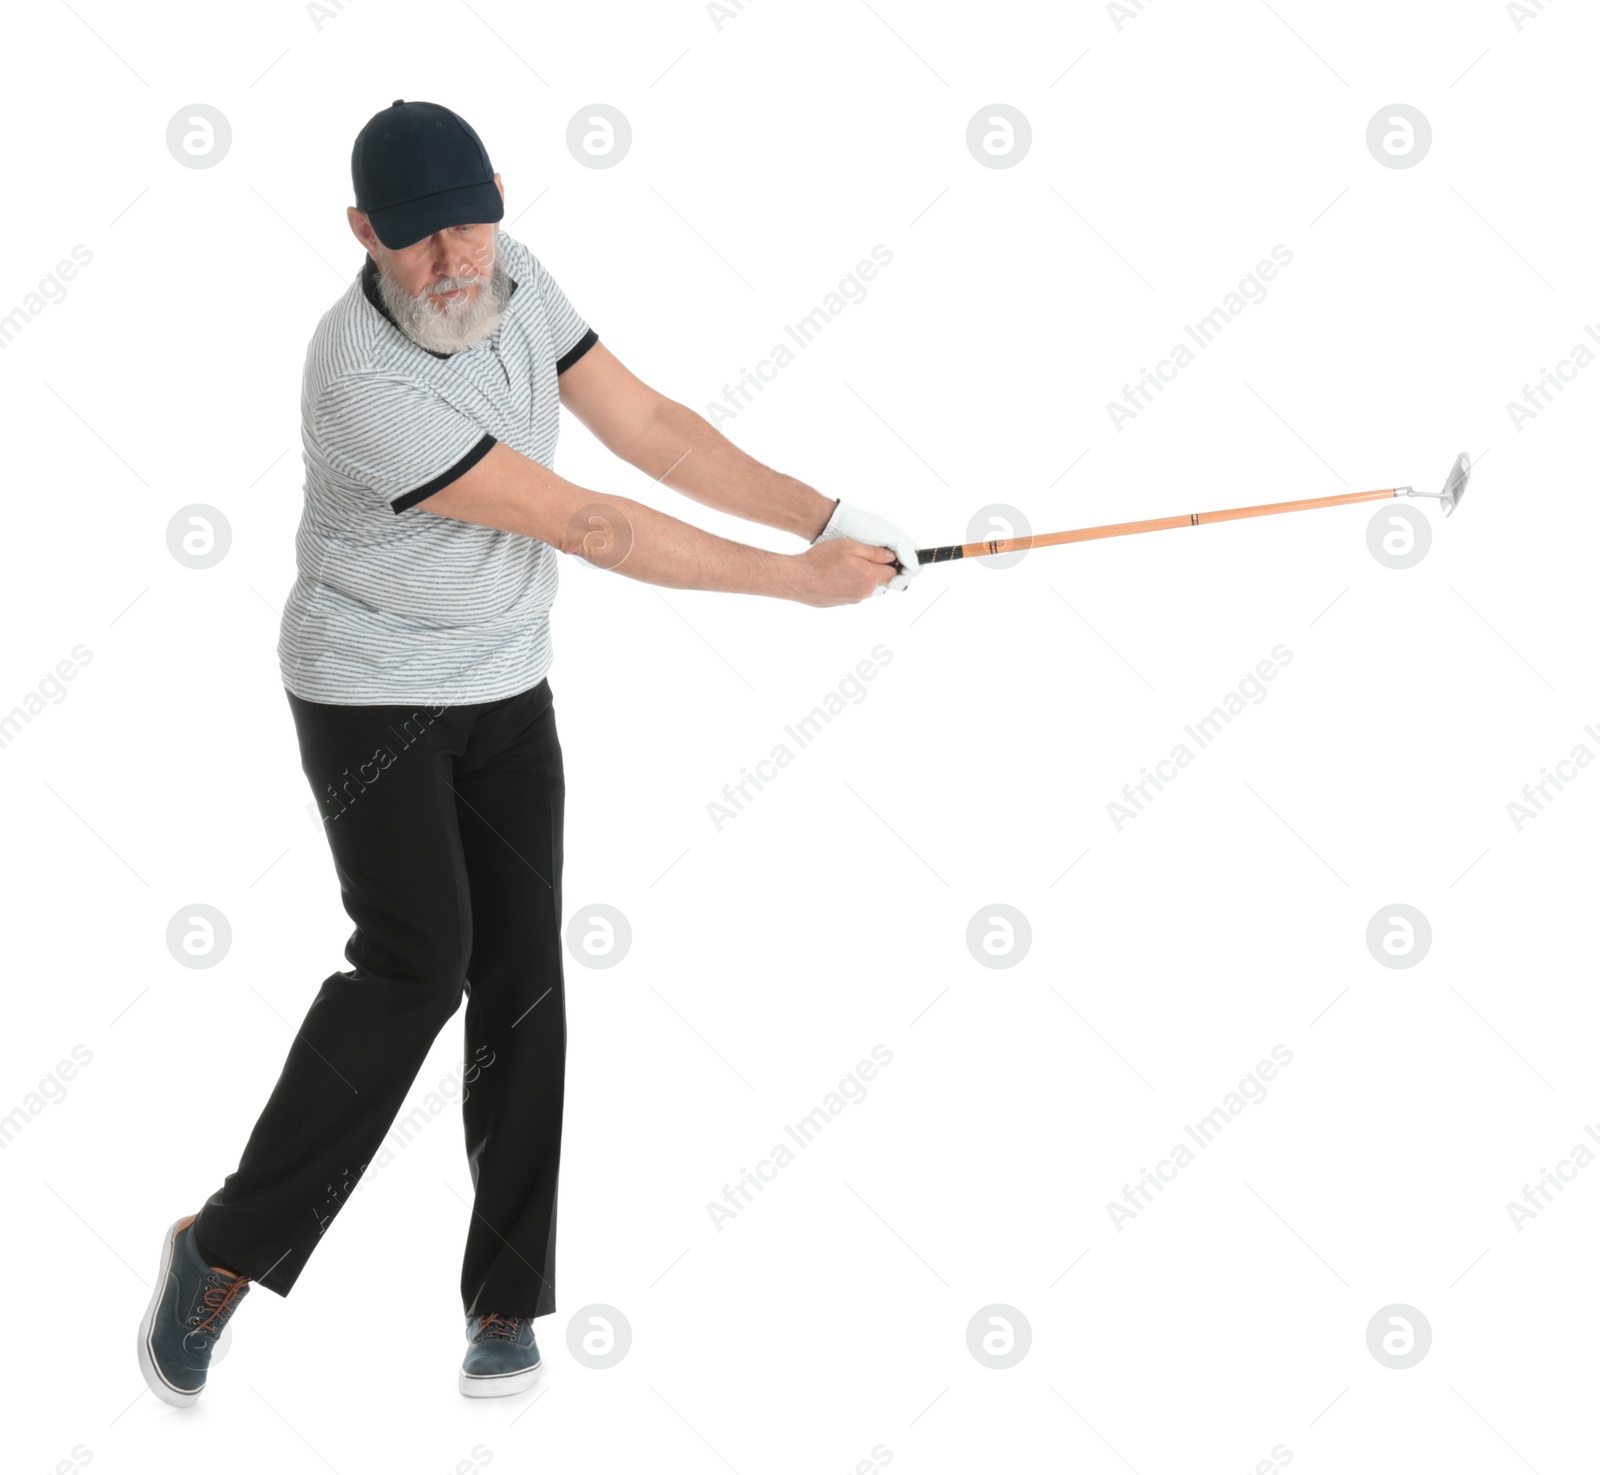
810, 499, 922, 594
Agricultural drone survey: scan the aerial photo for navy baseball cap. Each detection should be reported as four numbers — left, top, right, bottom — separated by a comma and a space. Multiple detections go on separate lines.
351, 100, 504, 250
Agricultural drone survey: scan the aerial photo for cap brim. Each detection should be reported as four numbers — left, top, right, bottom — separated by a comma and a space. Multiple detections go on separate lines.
368, 179, 504, 250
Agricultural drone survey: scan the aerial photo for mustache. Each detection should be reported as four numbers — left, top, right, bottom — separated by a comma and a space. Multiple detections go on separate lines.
423, 272, 491, 295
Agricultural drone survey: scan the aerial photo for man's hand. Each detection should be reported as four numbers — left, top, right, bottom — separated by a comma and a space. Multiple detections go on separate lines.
810, 500, 922, 593
782, 539, 900, 607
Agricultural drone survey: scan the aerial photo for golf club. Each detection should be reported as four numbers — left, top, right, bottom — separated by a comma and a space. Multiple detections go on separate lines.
904, 450, 1471, 566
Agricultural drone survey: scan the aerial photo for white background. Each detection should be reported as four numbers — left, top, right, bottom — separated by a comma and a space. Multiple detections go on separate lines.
2, 1, 1596, 1471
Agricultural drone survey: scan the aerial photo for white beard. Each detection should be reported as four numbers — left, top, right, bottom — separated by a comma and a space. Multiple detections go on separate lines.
375, 234, 512, 354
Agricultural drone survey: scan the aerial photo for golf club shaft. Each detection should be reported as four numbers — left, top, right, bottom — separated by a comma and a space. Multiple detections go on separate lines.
914, 486, 1400, 563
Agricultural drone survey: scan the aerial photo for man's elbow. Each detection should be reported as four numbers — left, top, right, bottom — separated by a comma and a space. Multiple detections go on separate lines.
634, 395, 704, 477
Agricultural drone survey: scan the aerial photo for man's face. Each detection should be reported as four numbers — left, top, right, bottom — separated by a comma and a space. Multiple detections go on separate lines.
347, 174, 510, 352
372, 221, 499, 307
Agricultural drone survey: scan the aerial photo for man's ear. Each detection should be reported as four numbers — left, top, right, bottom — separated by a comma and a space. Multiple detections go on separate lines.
493, 172, 505, 203
347, 206, 379, 254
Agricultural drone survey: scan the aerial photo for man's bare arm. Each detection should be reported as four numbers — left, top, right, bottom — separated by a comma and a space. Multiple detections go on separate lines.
415, 441, 895, 608
557, 342, 836, 540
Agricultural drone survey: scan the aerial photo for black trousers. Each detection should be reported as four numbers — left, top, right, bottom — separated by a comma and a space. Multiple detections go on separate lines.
193, 677, 566, 1319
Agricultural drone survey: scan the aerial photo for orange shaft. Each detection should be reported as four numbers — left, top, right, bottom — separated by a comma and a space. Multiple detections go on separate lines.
940, 487, 1399, 559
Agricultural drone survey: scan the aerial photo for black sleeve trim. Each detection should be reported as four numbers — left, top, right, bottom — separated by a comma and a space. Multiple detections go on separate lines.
390, 433, 497, 514
556, 327, 599, 375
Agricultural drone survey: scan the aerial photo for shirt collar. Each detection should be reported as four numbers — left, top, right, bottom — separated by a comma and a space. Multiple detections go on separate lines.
360, 254, 519, 360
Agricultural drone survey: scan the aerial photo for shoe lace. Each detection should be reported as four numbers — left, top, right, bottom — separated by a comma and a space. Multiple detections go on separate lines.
192, 1270, 250, 1339
477, 1313, 522, 1341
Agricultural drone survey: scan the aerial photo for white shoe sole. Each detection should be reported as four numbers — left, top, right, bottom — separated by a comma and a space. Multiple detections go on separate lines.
459, 1359, 543, 1398
137, 1218, 201, 1409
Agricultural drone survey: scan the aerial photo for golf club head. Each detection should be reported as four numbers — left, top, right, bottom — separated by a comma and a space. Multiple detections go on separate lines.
1438, 450, 1471, 517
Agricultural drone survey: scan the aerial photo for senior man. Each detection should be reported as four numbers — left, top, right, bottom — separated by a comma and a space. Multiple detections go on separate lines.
137, 99, 921, 1405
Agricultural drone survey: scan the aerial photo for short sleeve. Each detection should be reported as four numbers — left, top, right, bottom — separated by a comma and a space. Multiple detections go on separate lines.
527, 251, 598, 373
314, 374, 496, 514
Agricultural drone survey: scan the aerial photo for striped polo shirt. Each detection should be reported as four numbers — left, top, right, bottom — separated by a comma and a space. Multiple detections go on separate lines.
277, 229, 598, 705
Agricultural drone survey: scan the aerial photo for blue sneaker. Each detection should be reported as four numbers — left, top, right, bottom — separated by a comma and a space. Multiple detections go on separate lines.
460, 1313, 542, 1397
137, 1216, 251, 1407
